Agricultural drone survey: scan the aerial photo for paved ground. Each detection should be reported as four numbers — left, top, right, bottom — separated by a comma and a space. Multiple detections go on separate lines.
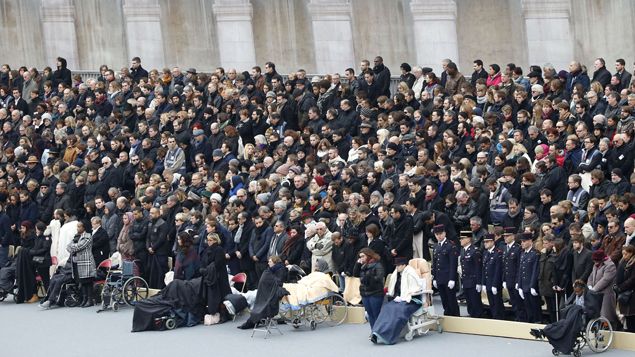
1, 297, 631, 357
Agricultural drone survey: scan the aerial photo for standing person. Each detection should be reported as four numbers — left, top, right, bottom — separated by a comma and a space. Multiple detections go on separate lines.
503, 230, 524, 321
459, 233, 483, 317
615, 245, 635, 332
66, 221, 96, 307
482, 234, 504, 319
201, 233, 231, 323
588, 249, 618, 328
354, 247, 385, 333
388, 205, 414, 260
571, 235, 593, 284
538, 234, 557, 323
146, 207, 168, 289
432, 224, 460, 316
516, 232, 541, 323
116, 212, 137, 274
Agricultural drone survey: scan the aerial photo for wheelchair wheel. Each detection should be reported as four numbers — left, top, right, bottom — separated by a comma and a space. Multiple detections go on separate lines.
404, 331, 414, 341
551, 348, 560, 356
324, 293, 347, 327
122, 276, 149, 306
165, 318, 176, 330
64, 288, 81, 308
585, 317, 613, 353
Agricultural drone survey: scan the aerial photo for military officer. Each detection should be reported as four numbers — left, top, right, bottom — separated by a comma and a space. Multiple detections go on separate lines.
516, 232, 541, 323
432, 224, 460, 316
503, 227, 524, 321
459, 232, 483, 317
482, 233, 504, 319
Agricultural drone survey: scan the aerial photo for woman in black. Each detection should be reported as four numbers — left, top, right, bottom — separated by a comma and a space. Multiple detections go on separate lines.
200, 233, 231, 322
354, 247, 385, 333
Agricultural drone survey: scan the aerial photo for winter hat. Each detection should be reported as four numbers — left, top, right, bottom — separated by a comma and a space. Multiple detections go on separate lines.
360, 108, 375, 119
313, 176, 326, 187
266, 91, 276, 99
182, 200, 195, 210
386, 142, 398, 151
489, 64, 500, 73
210, 193, 222, 203
212, 149, 223, 157
105, 201, 116, 212
592, 249, 606, 262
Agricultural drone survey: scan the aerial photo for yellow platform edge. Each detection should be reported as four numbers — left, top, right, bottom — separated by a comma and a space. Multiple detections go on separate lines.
440, 316, 635, 351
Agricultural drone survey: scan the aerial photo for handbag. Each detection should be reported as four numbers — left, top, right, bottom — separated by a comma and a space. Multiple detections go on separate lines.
617, 290, 633, 304
32, 256, 45, 264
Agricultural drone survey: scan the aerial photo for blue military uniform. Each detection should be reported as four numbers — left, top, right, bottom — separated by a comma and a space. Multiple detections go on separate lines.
517, 245, 541, 323
432, 225, 460, 316
482, 244, 504, 319
460, 242, 483, 317
503, 240, 524, 321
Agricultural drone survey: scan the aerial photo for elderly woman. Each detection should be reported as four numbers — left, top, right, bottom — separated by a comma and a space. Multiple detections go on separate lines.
588, 249, 618, 327
66, 221, 96, 307
616, 245, 635, 332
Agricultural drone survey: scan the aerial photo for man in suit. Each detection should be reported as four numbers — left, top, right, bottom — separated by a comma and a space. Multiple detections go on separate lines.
460, 233, 483, 318
90, 216, 110, 265
268, 220, 288, 259
482, 234, 504, 319
517, 232, 541, 323
503, 228, 524, 321
405, 198, 427, 260
432, 224, 460, 316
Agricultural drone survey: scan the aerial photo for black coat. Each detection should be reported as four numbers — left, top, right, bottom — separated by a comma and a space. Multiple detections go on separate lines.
354, 261, 385, 297
389, 214, 414, 259
129, 218, 148, 256
147, 218, 169, 256
91, 227, 110, 264
571, 247, 593, 284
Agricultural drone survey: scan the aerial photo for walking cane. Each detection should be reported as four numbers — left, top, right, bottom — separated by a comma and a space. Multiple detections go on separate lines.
555, 290, 559, 321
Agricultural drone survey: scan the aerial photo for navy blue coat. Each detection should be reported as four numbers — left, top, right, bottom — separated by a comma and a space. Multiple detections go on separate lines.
460, 244, 482, 288
432, 239, 458, 284
482, 248, 503, 288
517, 248, 540, 292
503, 242, 521, 286
249, 226, 273, 262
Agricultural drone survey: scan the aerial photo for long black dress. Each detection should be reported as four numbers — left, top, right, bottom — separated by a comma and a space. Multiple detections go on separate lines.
15, 233, 37, 303
200, 243, 231, 315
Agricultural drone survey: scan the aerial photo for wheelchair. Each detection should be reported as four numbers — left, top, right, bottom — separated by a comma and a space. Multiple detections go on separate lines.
0, 273, 47, 303
551, 317, 613, 357
402, 259, 443, 341
97, 259, 149, 312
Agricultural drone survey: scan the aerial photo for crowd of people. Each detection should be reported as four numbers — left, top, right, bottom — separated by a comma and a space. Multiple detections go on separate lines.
0, 54, 634, 334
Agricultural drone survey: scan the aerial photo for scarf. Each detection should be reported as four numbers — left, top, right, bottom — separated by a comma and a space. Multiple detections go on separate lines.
234, 224, 243, 244
282, 233, 299, 256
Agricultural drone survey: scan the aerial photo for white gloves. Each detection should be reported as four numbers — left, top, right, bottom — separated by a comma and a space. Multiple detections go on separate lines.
530, 288, 538, 296
588, 285, 594, 291
448, 280, 455, 290
492, 287, 498, 295
515, 283, 519, 290
393, 296, 403, 303
503, 282, 507, 290
518, 289, 525, 299
476, 285, 482, 293
433, 280, 437, 289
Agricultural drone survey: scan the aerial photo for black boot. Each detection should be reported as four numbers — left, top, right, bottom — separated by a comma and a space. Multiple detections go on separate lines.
81, 285, 94, 308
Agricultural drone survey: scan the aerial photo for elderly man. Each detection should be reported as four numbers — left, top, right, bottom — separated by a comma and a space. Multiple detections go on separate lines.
307, 222, 333, 272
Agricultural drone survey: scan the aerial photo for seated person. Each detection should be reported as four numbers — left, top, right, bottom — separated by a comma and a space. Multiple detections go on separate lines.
238, 256, 288, 329
39, 260, 74, 309
371, 257, 426, 344
530, 280, 602, 355
174, 231, 201, 281
15, 221, 51, 303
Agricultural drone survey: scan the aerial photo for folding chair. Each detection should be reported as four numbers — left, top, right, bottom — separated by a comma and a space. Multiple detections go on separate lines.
231, 273, 247, 293
251, 317, 283, 339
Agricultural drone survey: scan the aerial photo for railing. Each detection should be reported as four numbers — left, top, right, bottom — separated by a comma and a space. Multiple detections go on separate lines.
73, 70, 403, 95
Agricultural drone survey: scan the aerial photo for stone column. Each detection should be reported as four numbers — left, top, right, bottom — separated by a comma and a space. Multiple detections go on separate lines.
123, 0, 165, 70
410, 0, 459, 74
40, 0, 80, 69
307, 0, 354, 74
212, 0, 256, 70
522, 0, 573, 71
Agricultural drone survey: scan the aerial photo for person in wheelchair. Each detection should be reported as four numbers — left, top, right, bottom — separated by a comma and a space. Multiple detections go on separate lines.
530, 280, 602, 354
371, 257, 424, 345
39, 259, 75, 309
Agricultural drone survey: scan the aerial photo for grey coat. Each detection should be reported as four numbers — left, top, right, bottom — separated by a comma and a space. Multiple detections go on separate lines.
588, 259, 618, 325
66, 232, 96, 279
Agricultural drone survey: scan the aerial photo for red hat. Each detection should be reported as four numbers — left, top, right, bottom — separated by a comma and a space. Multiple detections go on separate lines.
592, 249, 606, 262
314, 176, 326, 187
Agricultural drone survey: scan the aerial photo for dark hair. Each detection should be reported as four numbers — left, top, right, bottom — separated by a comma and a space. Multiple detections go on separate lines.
359, 247, 380, 262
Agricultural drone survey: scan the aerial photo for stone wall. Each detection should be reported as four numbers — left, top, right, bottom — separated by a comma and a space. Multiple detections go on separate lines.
0, 0, 632, 77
